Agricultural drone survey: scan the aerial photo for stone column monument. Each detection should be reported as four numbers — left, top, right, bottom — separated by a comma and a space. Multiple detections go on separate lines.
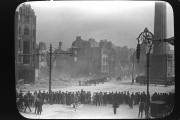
149, 1, 173, 85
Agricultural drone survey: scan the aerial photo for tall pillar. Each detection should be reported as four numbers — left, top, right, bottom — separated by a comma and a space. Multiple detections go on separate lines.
150, 1, 169, 85
153, 1, 168, 54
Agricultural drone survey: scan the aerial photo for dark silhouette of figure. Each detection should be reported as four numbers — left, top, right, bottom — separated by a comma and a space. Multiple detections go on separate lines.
138, 102, 144, 118
112, 100, 119, 114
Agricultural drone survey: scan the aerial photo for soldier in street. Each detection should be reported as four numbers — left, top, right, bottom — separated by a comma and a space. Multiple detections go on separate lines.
37, 98, 42, 115
112, 100, 119, 114
34, 97, 39, 114
35, 96, 43, 115
129, 96, 133, 109
138, 101, 144, 118
79, 80, 81, 86
42, 91, 46, 104
95, 93, 100, 106
24, 94, 32, 113
99, 92, 103, 106
103, 92, 107, 106
73, 94, 79, 111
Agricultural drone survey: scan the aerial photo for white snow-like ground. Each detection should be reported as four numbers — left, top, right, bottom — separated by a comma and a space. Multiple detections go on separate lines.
20, 104, 144, 119
18, 79, 175, 119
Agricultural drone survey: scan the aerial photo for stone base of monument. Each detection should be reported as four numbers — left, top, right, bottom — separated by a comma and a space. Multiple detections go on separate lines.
136, 76, 174, 85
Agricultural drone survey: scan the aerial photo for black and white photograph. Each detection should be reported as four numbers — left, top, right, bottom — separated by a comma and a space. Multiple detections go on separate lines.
15, 1, 174, 119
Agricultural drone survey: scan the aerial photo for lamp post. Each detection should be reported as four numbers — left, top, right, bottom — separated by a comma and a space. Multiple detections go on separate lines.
137, 27, 154, 118
130, 49, 135, 85
49, 44, 52, 104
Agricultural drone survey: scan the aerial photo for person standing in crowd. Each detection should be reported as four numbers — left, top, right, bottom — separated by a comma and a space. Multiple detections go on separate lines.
33, 91, 37, 107
34, 97, 39, 114
37, 95, 43, 115
24, 94, 32, 113
99, 92, 103, 106
112, 100, 119, 114
129, 96, 134, 109
95, 92, 100, 106
103, 92, 107, 106
138, 101, 144, 118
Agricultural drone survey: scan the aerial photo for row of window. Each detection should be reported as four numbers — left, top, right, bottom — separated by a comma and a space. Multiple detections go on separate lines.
103, 57, 108, 62
18, 55, 34, 64
103, 65, 108, 71
18, 13, 36, 24
19, 26, 35, 37
103, 50, 108, 55
18, 40, 35, 51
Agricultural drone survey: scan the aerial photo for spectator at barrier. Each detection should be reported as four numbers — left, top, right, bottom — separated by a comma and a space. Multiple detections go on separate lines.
112, 100, 119, 114
138, 101, 144, 118
24, 94, 32, 113
17, 89, 174, 118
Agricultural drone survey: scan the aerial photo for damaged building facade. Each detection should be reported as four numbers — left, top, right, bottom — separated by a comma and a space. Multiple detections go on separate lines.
69, 36, 129, 78
15, 4, 37, 84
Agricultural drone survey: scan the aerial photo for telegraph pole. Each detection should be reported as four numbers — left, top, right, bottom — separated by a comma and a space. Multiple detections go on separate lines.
47, 43, 75, 105
146, 50, 150, 118
131, 52, 135, 84
49, 44, 52, 104
137, 27, 154, 118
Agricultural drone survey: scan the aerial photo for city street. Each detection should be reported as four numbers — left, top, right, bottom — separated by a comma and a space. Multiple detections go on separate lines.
15, 1, 174, 119
19, 78, 174, 119
20, 103, 142, 119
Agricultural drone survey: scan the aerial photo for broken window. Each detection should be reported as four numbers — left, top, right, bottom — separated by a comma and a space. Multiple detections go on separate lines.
23, 41, 30, 64
24, 26, 30, 35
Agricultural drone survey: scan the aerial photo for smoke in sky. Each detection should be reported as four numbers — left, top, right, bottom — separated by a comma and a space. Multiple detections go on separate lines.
17, 1, 174, 50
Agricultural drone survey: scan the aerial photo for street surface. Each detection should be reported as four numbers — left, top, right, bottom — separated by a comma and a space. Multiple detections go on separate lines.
19, 78, 175, 119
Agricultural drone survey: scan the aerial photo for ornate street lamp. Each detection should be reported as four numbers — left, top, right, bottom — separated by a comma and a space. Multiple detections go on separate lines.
137, 27, 154, 118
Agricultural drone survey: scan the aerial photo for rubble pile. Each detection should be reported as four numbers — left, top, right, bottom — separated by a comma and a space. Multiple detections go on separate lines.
16, 77, 79, 91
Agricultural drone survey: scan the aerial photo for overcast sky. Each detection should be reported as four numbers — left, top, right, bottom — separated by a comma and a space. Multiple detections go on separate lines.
17, 1, 174, 50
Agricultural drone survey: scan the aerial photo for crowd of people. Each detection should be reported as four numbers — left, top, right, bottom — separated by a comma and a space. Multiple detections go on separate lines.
16, 89, 174, 118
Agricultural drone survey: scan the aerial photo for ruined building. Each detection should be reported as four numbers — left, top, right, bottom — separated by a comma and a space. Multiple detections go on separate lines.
15, 4, 37, 84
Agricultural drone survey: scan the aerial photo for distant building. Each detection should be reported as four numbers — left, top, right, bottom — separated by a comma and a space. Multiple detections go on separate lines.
36, 42, 47, 79
71, 36, 100, 77
99, 40, 116, 77
15, 4, 36, 84
53, 42, 75, 78
38, 42, 47, 67
70, 37, 117, 78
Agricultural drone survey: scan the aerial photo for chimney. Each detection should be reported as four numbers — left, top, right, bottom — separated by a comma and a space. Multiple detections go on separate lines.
76, 36, 81, 41
59, 42, 62, 50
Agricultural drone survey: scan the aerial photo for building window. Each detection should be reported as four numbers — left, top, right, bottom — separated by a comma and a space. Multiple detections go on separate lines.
18, 14, 20, 20
74, 57, 77, 62
103, 51, 106, 55
23, 41, 30, 64
19, 39, 21, 50
18, 54, 21, 63
24, 26, 30, 35
103, 65, 105, 71
103, 57, 106, 62
33, 29, 35, 37
25, 16, 29, 23
32, 55, 34, 63
33, 42, 35, 50
19, 27, 21, 34
75, 51, 77, 54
